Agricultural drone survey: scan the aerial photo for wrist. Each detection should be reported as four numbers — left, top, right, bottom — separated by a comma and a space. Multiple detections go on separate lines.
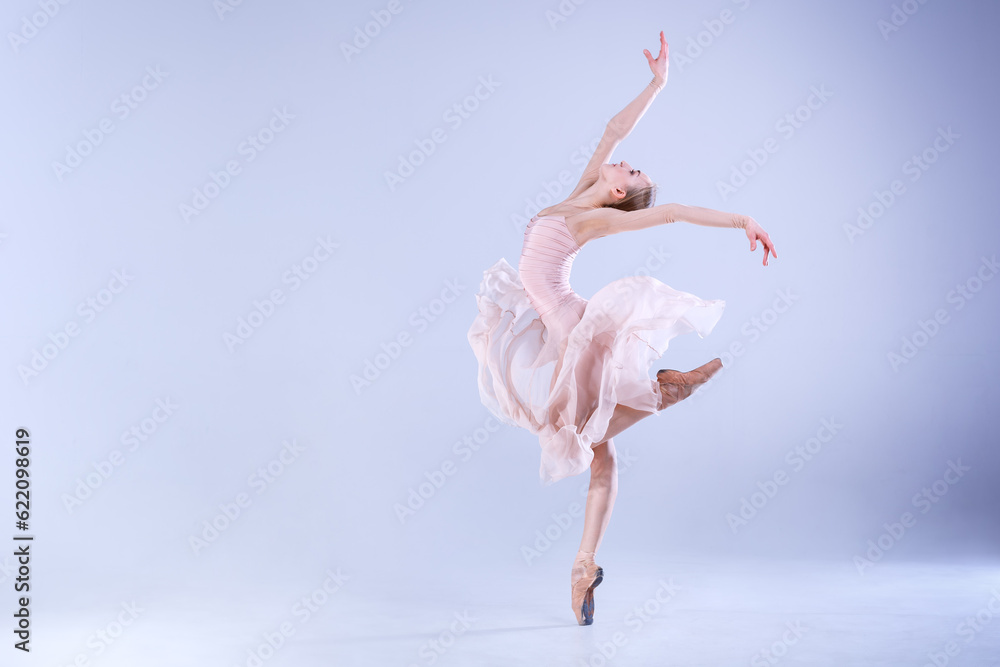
731, 214, 752, 230
650, 77, 666, 92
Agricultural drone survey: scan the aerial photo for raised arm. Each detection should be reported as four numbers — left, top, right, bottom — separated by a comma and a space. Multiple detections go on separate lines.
574, 203, 779, 266
566, 32, 669, 199
609, 31, 669, 139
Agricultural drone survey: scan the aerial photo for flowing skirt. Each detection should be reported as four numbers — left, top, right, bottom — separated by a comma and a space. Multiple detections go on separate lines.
467, 258, 725, 486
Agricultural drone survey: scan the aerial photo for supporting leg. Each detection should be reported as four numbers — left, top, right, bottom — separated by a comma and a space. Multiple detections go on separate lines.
571, 438, 618, 625
577, 438, 619, 556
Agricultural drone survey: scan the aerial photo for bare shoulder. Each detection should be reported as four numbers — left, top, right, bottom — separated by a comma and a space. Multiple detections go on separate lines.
573, 205, 675, 240
536, 206, 624, 247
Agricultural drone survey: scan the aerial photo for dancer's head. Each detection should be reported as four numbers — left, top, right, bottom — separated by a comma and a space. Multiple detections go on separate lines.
598, 161, 657, 211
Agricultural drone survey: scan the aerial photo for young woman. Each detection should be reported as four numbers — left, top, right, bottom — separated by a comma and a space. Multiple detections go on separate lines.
467, 31, 777, 626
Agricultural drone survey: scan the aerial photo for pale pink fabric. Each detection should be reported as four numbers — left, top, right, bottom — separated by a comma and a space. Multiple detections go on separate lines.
468, 215, 725, 486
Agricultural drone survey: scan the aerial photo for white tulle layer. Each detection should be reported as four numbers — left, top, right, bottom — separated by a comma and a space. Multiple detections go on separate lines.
468, 258, 725, 486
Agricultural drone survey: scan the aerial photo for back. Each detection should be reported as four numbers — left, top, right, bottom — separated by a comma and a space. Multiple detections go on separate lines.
519, 215, 583, 321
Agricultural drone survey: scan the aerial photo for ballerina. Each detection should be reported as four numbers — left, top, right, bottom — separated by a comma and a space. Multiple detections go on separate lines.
467, 30, 777, 626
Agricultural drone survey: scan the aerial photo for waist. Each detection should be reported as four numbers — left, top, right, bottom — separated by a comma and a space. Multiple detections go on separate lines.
522, 276, 584, 318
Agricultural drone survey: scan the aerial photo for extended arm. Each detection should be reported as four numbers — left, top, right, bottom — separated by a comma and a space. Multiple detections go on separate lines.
566, 32, 669, 199
609, 30, 669, 138
608, 77, 665, 140
665, 203, 753, 229
577, 203, 778, 266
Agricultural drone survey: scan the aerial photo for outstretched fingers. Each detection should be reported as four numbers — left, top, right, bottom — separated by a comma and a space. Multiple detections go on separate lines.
749, 230, 777, 266
646, 31, 668, 64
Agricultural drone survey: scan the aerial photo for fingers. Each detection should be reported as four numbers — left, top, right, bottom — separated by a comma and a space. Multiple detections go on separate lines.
656, 30, 667, 59
748, 226, 777, 266
764, 240, 777, 265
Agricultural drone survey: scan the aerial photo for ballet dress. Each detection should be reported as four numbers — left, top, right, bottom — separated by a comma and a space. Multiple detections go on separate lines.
467, 214, 725, 486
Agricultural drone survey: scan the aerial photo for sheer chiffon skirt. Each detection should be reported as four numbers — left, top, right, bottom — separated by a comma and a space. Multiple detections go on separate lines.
468, 258, 725, 486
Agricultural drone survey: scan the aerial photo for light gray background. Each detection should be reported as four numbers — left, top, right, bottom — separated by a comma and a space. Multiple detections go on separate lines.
1, 0, 998, 664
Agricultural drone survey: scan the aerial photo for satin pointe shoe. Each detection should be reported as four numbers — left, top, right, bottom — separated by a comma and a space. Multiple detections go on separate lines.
571, 557, 604, 625
656, 357, 723, 410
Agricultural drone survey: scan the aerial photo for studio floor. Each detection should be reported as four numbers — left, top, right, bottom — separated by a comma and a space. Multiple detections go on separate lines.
33, 556, 1000, 666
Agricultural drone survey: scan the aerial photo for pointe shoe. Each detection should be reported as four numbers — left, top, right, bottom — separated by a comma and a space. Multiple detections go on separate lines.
571, 558, 604, 625
656, 357, 723, 410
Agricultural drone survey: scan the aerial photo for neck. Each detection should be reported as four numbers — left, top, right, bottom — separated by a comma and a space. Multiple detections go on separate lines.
569, 181, 616, 211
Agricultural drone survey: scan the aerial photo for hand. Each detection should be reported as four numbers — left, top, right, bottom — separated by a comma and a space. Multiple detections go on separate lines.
744, 218, 778, 267
643, 31, 668, 87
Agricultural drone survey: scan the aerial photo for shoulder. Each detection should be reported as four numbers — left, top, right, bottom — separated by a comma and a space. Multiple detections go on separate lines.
565, 208, 622, 246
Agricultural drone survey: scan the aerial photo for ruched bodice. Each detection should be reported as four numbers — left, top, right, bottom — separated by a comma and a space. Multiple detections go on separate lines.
519, 215, 586, 333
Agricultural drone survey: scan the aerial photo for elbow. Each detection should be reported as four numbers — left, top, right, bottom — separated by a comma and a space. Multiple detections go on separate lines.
606, 118, 628, 141
662, 203, 679, 225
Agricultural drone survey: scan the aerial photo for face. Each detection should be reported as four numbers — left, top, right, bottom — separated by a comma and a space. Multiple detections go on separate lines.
600, 160, 653, 200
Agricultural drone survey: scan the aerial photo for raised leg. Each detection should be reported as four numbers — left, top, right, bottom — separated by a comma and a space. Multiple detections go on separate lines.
600, 403, 655, 443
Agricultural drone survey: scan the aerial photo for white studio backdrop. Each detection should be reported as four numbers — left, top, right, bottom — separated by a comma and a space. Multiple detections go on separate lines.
0, 0, 998, 663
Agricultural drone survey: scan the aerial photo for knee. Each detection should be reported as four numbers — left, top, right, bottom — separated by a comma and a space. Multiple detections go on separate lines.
591, 439, 618, 475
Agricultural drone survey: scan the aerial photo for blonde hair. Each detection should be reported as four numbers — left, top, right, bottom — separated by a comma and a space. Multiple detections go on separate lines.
606, 183, 658, 212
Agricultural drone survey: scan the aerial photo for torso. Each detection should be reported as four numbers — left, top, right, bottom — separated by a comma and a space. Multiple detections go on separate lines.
520, 209, 588, 331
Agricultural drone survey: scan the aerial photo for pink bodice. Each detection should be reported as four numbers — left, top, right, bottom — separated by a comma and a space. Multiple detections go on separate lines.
519, 215, 586, 335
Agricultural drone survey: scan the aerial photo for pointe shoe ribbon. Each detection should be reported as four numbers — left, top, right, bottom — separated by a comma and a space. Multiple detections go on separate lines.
656, 357, 723, 410
571, 559, 604, 626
